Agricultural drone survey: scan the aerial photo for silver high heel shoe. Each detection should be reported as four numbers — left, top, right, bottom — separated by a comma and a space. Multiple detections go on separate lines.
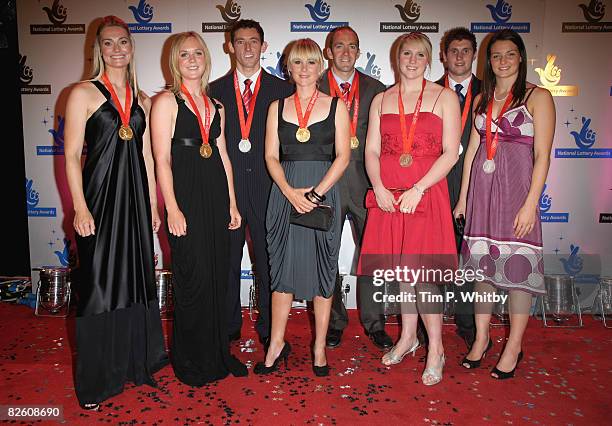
381, 338, 420, 366
422, 353, 445, 386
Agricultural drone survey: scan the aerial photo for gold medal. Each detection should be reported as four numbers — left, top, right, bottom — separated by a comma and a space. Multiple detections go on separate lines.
296, 127, 311, 143
399, 153, 413, 167
200, 144, 212, 158
350, 136, 359, 150
118, 125, 133, 141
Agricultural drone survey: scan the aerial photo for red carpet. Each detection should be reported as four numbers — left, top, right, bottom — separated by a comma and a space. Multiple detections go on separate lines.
1, 303, 609, 425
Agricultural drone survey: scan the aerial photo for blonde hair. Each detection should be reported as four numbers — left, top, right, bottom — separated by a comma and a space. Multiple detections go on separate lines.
90, 16, 138, 91
396, 32, 432, 69
169, 32, 211, 95
287, 38, 325, 78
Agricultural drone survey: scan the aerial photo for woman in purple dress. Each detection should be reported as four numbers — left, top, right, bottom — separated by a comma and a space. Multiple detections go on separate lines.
454, 30, 555, 379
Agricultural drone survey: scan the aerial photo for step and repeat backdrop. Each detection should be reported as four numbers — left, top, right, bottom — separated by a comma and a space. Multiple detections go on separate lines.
17, 0, 611, 307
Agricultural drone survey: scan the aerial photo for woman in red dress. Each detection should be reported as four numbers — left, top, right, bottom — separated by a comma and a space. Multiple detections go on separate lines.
358, 32, 461, 385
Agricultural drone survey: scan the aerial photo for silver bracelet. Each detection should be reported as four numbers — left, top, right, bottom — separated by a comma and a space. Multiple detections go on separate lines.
412, 184, 426, 196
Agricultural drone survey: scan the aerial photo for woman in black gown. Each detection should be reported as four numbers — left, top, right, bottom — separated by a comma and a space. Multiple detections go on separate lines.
64, 16, 167, 410
151, 31, 247, 386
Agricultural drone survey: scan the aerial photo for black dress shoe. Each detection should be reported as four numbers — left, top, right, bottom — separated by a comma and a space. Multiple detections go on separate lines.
228, 330, 241, 342
313, 364, 330, 377
369, 330, 393, 349
326, 329, 343, 348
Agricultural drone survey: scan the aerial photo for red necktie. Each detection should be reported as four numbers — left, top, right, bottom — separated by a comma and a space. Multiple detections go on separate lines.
242, 79, 252, 115
340, 82, 351, 102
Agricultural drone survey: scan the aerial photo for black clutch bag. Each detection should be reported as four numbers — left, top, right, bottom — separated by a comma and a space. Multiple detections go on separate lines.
290, 204, 334, 231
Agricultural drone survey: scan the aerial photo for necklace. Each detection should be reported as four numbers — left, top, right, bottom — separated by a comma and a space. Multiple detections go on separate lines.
493, 89, 510, 102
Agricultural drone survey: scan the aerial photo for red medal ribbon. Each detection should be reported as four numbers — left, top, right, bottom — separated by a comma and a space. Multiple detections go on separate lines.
233, 71, 262, 141
181, 83, 211, 147
327, 70, 360, 139
101, 73, 132, 129
294, 89, 319, 129
398, 78, 427, 157
445, 75, 473, 135
485, 90, 514, 161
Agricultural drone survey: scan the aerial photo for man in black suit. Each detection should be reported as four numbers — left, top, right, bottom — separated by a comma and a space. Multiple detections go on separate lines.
435, 27, 481, 349
209, 20, 293, 344
318, 26, 392, 350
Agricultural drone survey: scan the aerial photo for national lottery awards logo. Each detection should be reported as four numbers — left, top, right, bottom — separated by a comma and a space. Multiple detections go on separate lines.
533, 54, 579, 97
290, 0, 348, 32
202, 0, 241, 33
560, 243, 599, 284
471, 0, 530, 33
26, 179, 56, 217
264, 51, 288, 80
127, 0, 171, 33
37, 115, 65, 156
562, 0, 611, 32
356, 52, 382, 80
19, 54, 51, 95
380, 0, 439, 33
30, 0, 85, 34
555, 114, 612, 158
539, 184, 569, 223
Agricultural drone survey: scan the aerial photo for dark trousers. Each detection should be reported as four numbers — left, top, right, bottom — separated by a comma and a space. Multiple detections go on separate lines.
226, 205, 271, 340
453, 229, 475, 335
329, 183, 386, 334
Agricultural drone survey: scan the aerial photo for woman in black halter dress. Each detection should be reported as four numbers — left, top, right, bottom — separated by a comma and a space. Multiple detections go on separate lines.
64, 17, 167, 410
152, 32, 247, 386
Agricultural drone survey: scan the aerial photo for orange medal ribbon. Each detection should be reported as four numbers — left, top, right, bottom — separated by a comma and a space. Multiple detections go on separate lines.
444, 75, 473, 135
101, 73, 133, 141
397, 78, 426, 167
233, 71, 262, 153
484, 90, 514, 174
180, 83, 212, 158
328, 70, 360, 149
294, 90, 319, 143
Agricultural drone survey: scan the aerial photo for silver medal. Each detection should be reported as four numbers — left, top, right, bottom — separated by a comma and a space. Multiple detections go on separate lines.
238, 138, 252, 153
483, 159, 496, 174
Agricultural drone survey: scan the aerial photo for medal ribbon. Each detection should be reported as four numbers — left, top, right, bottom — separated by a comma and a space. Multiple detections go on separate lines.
294, 90, 319, 129
398, 78, 427, 157
485, 90, 514, 161
181, 83, 211, 147
445, 75, 472, 135
233, 71, 262, 141
327, 70, 360, 139
102, 73, 132, 129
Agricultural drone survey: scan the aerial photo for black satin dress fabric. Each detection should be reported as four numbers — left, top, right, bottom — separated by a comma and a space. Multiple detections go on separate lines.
168, 96, 247, 386
74, 80, 167, 405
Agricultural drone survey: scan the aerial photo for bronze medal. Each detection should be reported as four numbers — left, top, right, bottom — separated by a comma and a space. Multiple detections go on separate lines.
296, 127, 311, 143
200, 144, 212, 158
399, 153, 413, 168
118, 124, 133, 141
350, 136, 359, 150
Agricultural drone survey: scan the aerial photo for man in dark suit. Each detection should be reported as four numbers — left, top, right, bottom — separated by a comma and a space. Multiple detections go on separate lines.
209, 20, 293, 345
318, 26, 392, 350
435, 27, 481, 349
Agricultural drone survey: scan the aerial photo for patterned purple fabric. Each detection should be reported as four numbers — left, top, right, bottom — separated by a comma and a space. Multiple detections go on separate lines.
461, 105, 545, 294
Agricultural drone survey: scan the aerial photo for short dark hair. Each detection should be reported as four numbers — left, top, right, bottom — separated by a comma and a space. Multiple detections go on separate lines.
229, 19, 264, 43
328, 26, 359, 49
441, 27, 477, 54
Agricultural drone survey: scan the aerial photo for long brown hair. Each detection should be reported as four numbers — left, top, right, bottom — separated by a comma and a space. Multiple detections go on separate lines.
476, 29, 528, 115
90, 16, 138, 91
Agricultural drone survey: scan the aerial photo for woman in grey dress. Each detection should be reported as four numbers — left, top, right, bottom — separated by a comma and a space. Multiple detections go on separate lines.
255, 39, 350, 376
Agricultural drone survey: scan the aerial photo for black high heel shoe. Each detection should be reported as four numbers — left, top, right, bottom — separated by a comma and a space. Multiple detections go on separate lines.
491, 351, 523, 380
312, 362, 330, 377
461, 338, 493, 369
79, 403, 100, 411
254, 342, 291, 375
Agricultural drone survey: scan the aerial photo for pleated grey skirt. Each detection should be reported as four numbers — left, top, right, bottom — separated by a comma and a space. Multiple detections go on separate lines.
266, 160, 341, 301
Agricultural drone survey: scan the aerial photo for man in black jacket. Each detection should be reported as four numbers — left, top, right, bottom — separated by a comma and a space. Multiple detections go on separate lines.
209, 20, 293, 345
319, 26, 392, 350
435, 27, 481, 349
